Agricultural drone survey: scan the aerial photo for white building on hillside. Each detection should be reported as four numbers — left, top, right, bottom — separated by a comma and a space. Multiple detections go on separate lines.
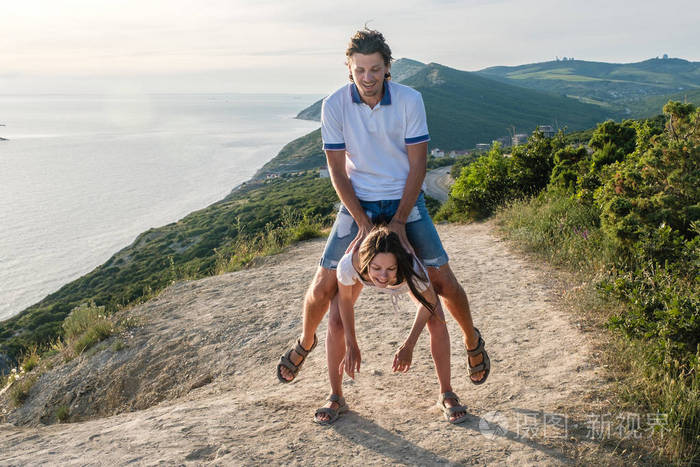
513, 134, 529, 146
430, 148, 446, 158
538, 125, 556, 138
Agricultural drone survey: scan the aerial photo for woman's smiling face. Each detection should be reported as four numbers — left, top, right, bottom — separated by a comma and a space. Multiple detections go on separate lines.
368, 252, 398, 288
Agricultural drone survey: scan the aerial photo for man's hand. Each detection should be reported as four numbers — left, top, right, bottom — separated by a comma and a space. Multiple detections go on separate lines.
388, 218, 415, 255
340, 340, 362, 379
345, 219, 373, 254
392, 342, 414, 373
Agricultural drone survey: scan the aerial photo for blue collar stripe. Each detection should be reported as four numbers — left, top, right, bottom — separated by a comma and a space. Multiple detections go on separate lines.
350, 81, 392, 105
350, 84, 362, 103
380, 82, 392, 105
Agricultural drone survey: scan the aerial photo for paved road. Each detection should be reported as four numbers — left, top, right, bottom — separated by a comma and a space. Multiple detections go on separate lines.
424, 165, 454, 202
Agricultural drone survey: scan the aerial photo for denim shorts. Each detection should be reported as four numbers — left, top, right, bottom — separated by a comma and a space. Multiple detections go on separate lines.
319, 192, 449, 269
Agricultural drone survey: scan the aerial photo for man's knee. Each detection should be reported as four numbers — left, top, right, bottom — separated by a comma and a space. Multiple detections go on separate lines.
428, 265, 463, 298
305, 267, 338, 306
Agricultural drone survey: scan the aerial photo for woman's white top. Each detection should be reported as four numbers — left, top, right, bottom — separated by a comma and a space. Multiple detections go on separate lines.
336, 251, 430, 295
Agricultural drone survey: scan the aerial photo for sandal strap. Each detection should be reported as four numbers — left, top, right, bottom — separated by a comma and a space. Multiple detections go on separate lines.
467, 337, 485, 357
439, 391, 460, 405
447, 405, 467, 415
315, 407, 338, 417
279, 353, 300, 373
294, 334, 317, 358
467, 351, 491, 374
328, 394, 345, 405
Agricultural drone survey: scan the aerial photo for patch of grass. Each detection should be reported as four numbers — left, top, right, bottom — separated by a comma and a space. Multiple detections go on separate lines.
62, 302, 115, 359
9, 375, 37, 407
495, 189, 612, 273
55, 405, 69, 423
213, 208, 326, 275
19, 346, 40, 373
111, 339, 125, 352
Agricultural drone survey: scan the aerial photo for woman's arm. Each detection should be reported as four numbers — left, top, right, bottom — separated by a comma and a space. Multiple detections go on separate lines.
338, 280, 363, 378
392, 285, 439, 372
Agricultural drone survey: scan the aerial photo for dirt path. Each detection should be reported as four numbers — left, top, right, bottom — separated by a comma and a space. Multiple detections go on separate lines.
0, 222, 618, 465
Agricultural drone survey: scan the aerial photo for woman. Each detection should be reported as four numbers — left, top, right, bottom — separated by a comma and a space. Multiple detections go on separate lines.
314, 225, 470, 425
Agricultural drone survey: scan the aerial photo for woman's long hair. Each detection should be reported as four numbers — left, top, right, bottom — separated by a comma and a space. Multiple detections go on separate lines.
358, 224, 436, 315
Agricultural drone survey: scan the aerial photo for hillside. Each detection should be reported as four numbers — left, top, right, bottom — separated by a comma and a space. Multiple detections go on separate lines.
0, 222, 643, 465
399, 63, 612, 150
253, 129, 323, 179
0, 173, 337, 366
296, 60, 612, 149
477, 58, 700, 115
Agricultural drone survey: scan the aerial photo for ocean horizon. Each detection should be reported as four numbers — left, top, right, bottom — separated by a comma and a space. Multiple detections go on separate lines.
0, 93, 321, 321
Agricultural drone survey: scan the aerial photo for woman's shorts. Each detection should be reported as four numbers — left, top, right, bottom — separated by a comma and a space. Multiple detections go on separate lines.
319, 192, 449, 270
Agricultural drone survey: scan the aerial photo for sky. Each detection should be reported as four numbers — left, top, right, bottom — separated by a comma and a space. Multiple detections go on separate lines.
1, 0, 699, 95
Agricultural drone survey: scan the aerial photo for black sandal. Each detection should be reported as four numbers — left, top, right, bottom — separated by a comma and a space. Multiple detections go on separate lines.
466, 327, 490, 385
276, 334, 317, 383
313, 394, 348, 425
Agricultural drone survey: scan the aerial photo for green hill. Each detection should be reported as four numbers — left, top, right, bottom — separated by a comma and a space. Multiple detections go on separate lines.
253, 129, 323, 179
400, 62, 612, 150
0, 173, 337, 363
292, 58, 613, 154
477, 58, 700, 115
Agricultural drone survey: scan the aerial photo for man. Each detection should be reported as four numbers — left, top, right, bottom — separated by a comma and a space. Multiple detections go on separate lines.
277, 28, 490, 421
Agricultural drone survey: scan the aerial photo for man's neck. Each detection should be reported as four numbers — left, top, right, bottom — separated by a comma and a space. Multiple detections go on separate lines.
361, 83, 385, 109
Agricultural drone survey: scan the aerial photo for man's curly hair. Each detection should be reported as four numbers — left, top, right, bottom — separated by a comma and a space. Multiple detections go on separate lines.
346, 28, 393, 66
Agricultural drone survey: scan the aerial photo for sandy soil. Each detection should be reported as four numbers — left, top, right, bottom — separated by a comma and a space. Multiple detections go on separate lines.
0, 221, 630, 465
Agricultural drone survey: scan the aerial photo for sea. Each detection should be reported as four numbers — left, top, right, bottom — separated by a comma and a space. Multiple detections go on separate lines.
0, 93, 322, 321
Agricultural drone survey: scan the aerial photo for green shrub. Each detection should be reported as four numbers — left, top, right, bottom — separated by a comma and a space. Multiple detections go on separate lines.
20, 346, 40, 373
62, 302, 115, 357
508, 128, 562, 196
496, 102, 699, 463
9, 376, 37, 407
449, 143, 513, 219
55, 405, 70, 423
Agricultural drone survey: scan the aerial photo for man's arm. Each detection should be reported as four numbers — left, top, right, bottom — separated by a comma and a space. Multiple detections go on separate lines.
387, 141, 428, 253
326, 149, 373, 250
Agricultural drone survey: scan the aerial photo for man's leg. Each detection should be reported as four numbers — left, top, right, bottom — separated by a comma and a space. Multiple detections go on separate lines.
401, 193, 487, 383
278, 266, 337, 382
427, 264, 485, 383
278, 204, 362, 382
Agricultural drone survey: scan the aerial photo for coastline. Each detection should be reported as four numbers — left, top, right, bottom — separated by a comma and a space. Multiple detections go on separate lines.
0, 94, 322, 324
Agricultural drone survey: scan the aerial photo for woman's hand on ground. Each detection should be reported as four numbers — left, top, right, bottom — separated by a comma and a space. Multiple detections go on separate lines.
341, 342, 361, 379
392, 342, 414, 373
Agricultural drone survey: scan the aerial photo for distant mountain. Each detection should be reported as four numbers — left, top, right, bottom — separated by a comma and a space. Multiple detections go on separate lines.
477, 58, 700, 116
295, 58, 613, 151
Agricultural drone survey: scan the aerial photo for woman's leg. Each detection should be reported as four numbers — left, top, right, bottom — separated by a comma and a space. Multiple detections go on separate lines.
316, 287, 362, 421
326, 295, 346, 397
426, 302, 452, 392
426, 302, 467, 422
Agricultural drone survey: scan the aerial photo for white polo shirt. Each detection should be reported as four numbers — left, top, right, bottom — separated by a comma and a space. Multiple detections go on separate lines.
320, 80, 430, 201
